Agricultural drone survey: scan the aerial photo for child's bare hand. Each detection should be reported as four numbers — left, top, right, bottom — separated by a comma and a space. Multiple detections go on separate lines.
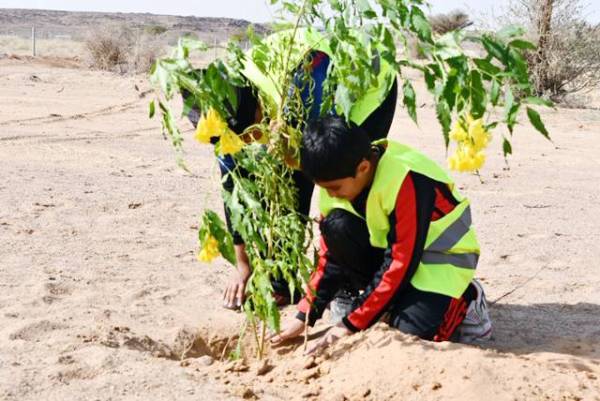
223, 274, 244, 309
223, 268, 250, 310
269, 318, 305, 345
305, 323, 351, 355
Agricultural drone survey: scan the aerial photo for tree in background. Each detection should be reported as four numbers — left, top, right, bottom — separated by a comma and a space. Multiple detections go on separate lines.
533, 0, 553, 95
500, 0, 600, 101
429, 10, 473, 35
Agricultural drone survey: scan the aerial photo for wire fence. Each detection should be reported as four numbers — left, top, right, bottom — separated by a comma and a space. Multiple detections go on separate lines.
0, 27, 84, 58
0, 26, 245, 63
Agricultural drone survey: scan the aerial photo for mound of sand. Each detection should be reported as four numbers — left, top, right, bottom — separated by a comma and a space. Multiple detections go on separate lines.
194, 322, 599, 401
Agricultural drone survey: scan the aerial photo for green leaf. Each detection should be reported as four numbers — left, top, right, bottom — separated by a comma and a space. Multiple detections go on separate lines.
148, 100, 155, 119
424, 68, 436, 91
266, 296, 280, 331
526, 107, 551, 140
486, 121, 499, 131
508, 39, 537, 50
282, 2, 300, 14
506, 104, 520, 134
442, 72, 458, 111
356, 0, 370, 13
434, 33, 464, 60
362, 10, 377, 19
181, 93, 196, 118
335, 85, 354, 121
159, 100, 184, 150
203, 210, 237, 266
490, 80, 500, 106
473, 58, 502, 77
507, 48, 530, 86
503, 137, 513, 157
470, 70, 486, 119
504, 87, 519, 134
524, 96, 553, 108
435, 99, 452, 147
382, 27, 395, 55
223, 183, 244, 230
481, 35, 507, 64
498, 25, 525, 39
410, 7, 433, 43
402, 80, 417, 124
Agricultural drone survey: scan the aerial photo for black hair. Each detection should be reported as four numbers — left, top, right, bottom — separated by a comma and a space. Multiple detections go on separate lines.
301, 116, 371, 182
181, 69, 259, 135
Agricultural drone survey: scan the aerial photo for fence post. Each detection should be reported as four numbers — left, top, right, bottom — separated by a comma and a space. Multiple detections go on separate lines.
31, 26, 36, 57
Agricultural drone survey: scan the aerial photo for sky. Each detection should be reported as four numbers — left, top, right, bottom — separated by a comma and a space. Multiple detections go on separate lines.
0, 0, 599, 24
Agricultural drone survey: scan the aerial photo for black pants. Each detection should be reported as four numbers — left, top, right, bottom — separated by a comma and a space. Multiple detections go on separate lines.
321, 208, 473, 340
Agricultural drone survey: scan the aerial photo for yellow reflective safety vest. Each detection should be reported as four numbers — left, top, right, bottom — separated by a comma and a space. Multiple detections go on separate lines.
240, 28, 396, 125
319, 140, 480, 299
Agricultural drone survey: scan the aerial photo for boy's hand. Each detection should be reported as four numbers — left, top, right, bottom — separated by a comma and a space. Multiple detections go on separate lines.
223, 244, 252, 310
270, 317, 306, 345
306, 322, 351, 355
222, 270, 249, 309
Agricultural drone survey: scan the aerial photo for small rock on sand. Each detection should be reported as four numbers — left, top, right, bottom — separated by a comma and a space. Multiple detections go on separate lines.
303, 356, 317, 370
224, 359, 249, 373
255, 358, 273, 376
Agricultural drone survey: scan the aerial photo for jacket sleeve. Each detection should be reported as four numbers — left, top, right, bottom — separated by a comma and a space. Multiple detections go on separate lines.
341, 173, 435, 332
296, 235, 343, 326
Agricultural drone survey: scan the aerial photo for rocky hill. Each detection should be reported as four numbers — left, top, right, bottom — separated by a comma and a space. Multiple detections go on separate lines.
0, 8, 269, 43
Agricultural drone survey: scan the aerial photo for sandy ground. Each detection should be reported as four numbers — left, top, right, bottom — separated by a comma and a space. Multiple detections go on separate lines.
1, 56, 600, 401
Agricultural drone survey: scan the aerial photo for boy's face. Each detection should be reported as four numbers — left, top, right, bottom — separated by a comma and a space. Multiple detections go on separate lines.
316, 160, 372, 202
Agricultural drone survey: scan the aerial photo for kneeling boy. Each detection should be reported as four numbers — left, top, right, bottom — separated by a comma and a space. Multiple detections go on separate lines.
271, 116, 492, 352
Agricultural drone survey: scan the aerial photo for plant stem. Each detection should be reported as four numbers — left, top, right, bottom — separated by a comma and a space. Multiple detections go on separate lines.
303, 304, 310, 352
248, 314, 261, 358
277, 0, 310, 121
258, 321, 267, 359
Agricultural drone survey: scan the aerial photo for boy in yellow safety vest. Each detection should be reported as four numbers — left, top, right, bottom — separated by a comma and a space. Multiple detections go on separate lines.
185, 36, 398, 310
271, 116, 492, 352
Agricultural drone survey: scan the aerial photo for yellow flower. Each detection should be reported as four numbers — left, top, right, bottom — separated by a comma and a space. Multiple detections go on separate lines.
468, 118, 491, 149
448, 153, 460, 171
448, 113, 492, 173
195, 108, 228, 144
473, 150, 486, 170
197, 235, 220, 263
457, 147, 472, 172
450, 121, 468, 142
464, 113, 474, 125
219, 129, 245, 156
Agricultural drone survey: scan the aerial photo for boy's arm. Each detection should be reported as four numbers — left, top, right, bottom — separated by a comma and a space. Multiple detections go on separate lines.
341, 173, 436, 332
296, 236, 343, 326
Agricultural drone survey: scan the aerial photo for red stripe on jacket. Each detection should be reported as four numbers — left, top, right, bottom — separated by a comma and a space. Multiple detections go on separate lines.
431, 186, 457, 221
298, 235, 329, 314
346, 174, 418, 330
434, 297, 468, 341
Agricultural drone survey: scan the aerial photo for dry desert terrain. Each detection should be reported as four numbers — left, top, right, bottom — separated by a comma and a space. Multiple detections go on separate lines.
1, 54, 600, 401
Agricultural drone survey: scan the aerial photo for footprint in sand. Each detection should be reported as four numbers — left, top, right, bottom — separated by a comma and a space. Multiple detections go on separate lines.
52, 366, 98, 384
93, 326, 223, 362
41, 280, 72, 304
9, 320, 68, 342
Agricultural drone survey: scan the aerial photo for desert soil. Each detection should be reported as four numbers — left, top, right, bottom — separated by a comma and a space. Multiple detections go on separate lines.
1, 56, 600, 401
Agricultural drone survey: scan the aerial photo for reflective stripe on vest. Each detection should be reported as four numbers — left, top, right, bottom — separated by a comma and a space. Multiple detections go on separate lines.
319, 140, 480, 298
421, 252, 479, 269
426, 205, 472, 252
240, 28, 395, 124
